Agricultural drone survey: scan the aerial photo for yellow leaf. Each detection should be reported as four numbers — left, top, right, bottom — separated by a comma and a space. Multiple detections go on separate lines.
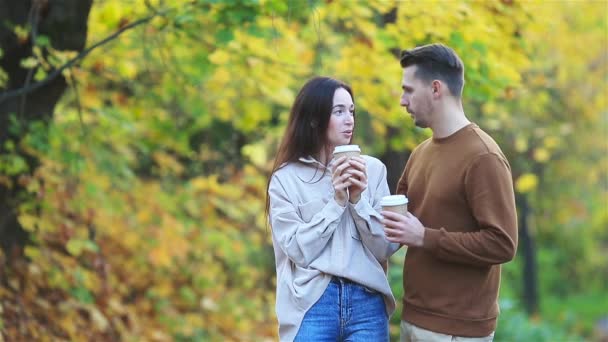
515, 136, 528, 152
149, 246, 171, 267
20, 57, 39, 69
213, 68, 230, 84
533, 148, 550, 163
89, 306, 109, 331
242, 144, 267, 167
24, 246, 40, 259
371, 120, 386, 136
17, 214, 38, 231
208, 50, 231, 65
516, 173, 538, 193
118, 60, 137, 79
153, 151, 184, 176
543, 136, 559, 149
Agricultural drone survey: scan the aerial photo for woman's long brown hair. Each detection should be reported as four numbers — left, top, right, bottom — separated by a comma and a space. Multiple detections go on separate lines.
265, 77, 354, 225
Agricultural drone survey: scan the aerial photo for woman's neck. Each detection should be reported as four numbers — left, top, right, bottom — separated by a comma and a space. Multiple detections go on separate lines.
314, 146, 332, 166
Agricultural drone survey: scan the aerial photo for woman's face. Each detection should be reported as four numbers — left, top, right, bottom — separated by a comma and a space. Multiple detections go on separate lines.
326, 87, 355, 150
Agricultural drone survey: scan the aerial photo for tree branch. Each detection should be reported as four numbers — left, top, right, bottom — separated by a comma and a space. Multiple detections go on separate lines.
0, 11, 167, 105
19, 1, 43, 118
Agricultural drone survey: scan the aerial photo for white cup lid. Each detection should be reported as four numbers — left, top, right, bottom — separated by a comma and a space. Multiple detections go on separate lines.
333, 145, 360, 154
380, 195, 408, 206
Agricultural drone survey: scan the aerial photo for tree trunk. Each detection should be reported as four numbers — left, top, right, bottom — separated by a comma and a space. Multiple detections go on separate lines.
518, 193, 539, 314
0, 0, 93, 256
380, 126, 410, 192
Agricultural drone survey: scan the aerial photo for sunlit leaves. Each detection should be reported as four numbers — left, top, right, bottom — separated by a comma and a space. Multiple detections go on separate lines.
242, 143, 268, 168
516, 173, 539, 194
19, 56, 38, 69
0, 70, 7, 89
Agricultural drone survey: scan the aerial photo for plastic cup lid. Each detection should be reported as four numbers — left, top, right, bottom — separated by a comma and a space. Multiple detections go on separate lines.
333, 145, 360, 154
380, 195, 408, 206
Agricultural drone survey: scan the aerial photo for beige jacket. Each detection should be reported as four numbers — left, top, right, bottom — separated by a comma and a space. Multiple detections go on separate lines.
268, 155, 399, 341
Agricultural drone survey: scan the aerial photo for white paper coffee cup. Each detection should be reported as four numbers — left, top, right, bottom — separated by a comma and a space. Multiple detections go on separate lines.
333, 145, 361, 160
380, 195, 408, 215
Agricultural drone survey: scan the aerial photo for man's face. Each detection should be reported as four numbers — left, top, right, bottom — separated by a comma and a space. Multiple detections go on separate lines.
400, 66, 433, 128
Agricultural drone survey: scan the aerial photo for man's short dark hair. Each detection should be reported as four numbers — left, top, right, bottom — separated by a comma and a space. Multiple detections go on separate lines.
400, 43, 465, 98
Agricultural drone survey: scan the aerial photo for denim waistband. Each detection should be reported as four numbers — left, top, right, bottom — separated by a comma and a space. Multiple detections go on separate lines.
330, 276, 357, 285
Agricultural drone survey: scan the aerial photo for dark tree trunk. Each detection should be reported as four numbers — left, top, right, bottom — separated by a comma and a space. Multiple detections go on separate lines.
0, 0, 93, 256
518, 193, 539, 314
380, 126, 410, 192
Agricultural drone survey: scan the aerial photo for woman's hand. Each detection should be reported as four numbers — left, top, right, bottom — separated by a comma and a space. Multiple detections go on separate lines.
346, 156, 367, 204
332, 156, 352, 206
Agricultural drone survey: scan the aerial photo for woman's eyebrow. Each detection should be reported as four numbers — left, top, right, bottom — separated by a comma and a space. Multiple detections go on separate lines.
332, 104, 354, 109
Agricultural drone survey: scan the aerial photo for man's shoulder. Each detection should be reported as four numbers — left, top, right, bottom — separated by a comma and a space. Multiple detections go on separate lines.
458, 126, 512, 173
411, 137, 433, 155
462, 125, 505, 157
471, 125, 500, 147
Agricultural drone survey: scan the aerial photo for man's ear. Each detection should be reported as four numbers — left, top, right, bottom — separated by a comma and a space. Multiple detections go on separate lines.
431, 80, 442, 98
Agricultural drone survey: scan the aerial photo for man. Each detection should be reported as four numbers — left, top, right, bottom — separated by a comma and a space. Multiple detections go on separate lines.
382, 43, 518, 342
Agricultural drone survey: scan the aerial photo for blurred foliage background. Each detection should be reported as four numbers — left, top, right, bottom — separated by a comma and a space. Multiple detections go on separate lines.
0, 0, 606, 341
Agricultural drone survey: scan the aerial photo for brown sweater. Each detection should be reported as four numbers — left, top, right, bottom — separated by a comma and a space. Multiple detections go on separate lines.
396, 123, 518, 337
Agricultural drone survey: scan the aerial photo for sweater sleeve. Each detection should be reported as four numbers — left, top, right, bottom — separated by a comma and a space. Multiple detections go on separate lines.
423, 153, 518, 267
268, 174, 346, 268
350, 160, 401, 262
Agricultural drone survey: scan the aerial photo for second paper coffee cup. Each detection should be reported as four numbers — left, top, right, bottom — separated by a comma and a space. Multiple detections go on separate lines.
380, 195, 409, 215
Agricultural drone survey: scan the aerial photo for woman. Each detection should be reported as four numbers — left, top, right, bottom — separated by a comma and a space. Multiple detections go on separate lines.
266, 76, 399, 341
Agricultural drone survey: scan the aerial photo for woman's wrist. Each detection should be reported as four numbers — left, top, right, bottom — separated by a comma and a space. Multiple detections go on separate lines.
334, 194, 348, 207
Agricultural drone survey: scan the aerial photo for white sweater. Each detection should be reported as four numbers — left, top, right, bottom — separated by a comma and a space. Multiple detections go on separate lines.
268, 155, 400, 341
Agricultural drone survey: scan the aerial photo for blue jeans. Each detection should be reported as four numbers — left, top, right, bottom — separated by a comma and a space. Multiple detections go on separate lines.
294, 277, 389, 341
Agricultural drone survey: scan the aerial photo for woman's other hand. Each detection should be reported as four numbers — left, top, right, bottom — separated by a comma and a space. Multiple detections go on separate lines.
346, 156, 367, 204
332, 156, 351, 206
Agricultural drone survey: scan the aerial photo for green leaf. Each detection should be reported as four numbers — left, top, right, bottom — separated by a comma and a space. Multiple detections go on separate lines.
34, 68, 47, 81
215, 28, 234, 43
179, 286, 197, 304
35, 35, 50, 47
20, 57, 39, 69
66, 239, 98, 256
0, 68, 7, 89
71, 286, 94, 304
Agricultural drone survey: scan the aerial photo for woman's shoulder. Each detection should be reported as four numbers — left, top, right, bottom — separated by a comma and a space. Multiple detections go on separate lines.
271, 160, 316, 181
271, 162, 298, 179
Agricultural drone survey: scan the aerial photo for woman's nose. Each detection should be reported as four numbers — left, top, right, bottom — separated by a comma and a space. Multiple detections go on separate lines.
345, 114, 354, 125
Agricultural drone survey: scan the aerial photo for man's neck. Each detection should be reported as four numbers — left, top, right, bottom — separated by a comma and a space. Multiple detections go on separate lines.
430, 102, 470, 139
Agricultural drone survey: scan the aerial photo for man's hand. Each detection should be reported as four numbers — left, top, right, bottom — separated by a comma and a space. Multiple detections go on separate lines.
382, 210, 426, 247
346, 156, 367, 204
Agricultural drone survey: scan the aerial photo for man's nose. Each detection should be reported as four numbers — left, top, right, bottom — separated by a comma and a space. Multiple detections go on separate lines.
400, 94, 409, 107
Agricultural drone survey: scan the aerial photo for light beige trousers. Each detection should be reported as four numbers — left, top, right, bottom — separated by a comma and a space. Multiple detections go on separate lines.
400, 321, 495, 342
